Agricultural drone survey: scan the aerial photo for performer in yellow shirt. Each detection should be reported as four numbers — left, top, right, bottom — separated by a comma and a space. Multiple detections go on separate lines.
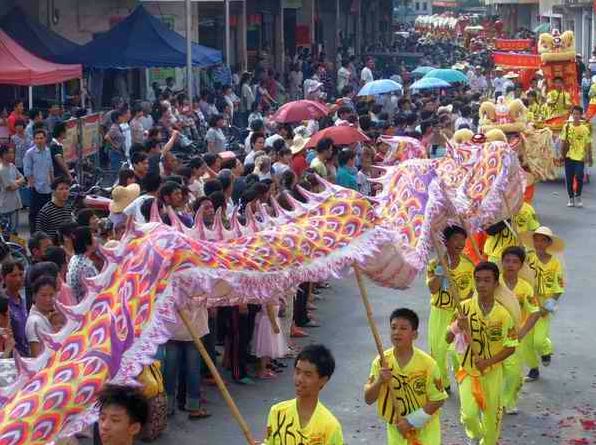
483, 202, 540, 263
519, 227, 565, 382
365, 308, 448, 444
560, 106, 593, 208
265, 344, 344, 445
514, 201, 540, 234
447, 262, 518, 445
526, 91, 546, 122
483, 221, 517, 263
545, 76, 572, 118
500, 247, 541, 414
426, 226, 475, 391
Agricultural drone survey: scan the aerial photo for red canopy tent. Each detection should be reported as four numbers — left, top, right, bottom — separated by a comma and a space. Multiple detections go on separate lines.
0, 29, 82, 106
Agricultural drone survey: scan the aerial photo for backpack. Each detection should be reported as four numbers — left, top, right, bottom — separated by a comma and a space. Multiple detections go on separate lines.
137, 362, 167, 442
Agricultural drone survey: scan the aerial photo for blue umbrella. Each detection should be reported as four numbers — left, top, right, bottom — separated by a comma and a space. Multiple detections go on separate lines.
409, 77, 451, 90
411, 66, 435, 77
357, 79, 403, 96
424, 69, 469, 84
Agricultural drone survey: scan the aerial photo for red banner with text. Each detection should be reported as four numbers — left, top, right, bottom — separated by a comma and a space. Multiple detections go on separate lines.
495, 39, 534, 51
492, 52, 541, 69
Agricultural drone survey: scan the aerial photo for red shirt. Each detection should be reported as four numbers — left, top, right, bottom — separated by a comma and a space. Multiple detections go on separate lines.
291, 154, 308, 178
7, 111, 22, 136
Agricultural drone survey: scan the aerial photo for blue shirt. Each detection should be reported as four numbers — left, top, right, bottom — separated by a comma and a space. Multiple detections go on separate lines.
23, 145, 54, 194
336, 166, 359, 191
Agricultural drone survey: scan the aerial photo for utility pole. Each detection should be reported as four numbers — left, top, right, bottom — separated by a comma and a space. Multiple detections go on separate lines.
185, 0, 193, 100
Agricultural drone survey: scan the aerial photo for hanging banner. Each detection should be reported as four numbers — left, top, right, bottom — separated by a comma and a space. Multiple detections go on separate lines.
492, 52, 541, 69
495, 39, 534, 51
63, 114, 101, 163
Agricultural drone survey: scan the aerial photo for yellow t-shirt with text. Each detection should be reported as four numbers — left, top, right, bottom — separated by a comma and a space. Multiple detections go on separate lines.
265, 399, 344, 445
546, 90, 572, 117
514, 202, 540, 235
526, 251, 565, 303
560, 122, 591, 162
426, 255, 475, 311
369, 347, 448, 444
501, 277, 539, 324
484, 226, 517, 263
456, 296, 519, 374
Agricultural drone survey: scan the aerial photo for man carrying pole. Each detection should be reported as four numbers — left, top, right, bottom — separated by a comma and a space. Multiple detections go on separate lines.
426, 225, 475, 393
364, 308, 448, 444
447, 262, 518, 445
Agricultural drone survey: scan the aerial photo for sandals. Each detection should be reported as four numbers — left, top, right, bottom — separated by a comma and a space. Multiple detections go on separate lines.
188, 408, 211, 420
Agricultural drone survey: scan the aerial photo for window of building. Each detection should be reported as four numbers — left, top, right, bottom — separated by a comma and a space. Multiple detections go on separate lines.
415, 2, 420, 10
422, 2, 427, 10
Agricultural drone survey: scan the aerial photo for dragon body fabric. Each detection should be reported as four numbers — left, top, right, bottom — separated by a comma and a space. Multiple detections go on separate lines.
0, 140, 525, 444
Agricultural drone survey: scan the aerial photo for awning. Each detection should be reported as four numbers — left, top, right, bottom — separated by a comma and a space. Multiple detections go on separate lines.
58, 6, 222, 68
0, 29, 82, 86
0, 8, 80, 62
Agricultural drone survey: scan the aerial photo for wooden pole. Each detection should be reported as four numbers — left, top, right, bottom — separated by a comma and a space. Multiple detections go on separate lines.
178, 308, 256, 445
353, 265, 386, 361
502, 194, 518, 237
457, 216, 482, 263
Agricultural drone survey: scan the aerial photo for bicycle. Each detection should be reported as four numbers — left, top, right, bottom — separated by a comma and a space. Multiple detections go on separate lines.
0, 219, 31, 268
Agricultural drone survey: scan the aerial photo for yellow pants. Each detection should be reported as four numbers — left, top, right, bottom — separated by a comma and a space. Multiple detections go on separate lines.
387, 415, 442, 445
520, 329, 539, 369
459, 366, 504, 445
428, 306, 459, 388
524, 314, 553, 369
502, 350, 522, 410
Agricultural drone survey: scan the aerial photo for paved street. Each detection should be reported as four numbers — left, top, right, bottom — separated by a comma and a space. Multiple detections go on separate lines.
143, 181, 596, 445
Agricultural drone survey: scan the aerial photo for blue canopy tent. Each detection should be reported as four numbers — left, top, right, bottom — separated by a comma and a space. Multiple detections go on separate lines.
57, 6, 222, 68
0, 8, 80, 62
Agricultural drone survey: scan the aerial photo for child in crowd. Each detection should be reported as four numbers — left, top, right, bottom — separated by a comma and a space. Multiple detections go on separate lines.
365, 308, 447, 444
252, 301, 287, 379
519, 226, 565, 381
25, 275, 58, 357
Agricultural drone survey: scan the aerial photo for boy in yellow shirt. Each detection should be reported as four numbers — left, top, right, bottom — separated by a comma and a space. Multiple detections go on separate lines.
447, 262, 518, 445
426, 225, 475, 391
560, 105, 593, 208
365, 308, 448, 444
265, 344, 343, 445
500, 246, 541, 414
519, 226, 565, 381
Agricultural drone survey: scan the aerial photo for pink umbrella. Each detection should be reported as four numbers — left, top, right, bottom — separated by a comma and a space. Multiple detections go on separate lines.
272, 100, 329, 123
306, 125, 371, 148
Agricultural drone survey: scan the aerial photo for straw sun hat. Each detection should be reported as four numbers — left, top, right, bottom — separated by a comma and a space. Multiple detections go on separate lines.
290, 135, 310, 155
519, 226, 565, 253
110, 183, 141, 213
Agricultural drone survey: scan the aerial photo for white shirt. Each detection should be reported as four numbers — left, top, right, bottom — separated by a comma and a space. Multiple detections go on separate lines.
337, 67, 351, 93
168, 302, 209, 342
123, 194, 153, 222
493, 76, 505, 94
361, 67, 374, 84
120, 123, 132, 158
25, 305, 53, 344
